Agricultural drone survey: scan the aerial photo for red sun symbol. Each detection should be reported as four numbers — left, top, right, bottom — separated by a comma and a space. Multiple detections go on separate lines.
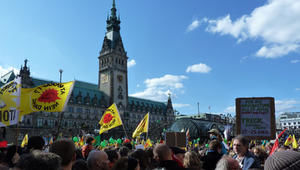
38, 89, 61, 103
103, 113, 114, 124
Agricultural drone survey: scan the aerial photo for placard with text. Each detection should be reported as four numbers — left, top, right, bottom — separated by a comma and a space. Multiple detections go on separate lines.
236, 97, 275, 140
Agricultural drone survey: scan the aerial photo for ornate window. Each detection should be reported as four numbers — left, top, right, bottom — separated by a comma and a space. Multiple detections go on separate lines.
76, 107, 83, 113
37, 119, 43, 127
118, 86, 123, 99
68, 106, 74, 113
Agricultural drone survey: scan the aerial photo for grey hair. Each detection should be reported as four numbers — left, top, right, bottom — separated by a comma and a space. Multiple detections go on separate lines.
215, 155, 230, 170
87, 150, 100, 170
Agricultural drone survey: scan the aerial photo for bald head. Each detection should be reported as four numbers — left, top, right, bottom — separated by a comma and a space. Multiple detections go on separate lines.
87, 150, 109, 170
153, 144, 172, 161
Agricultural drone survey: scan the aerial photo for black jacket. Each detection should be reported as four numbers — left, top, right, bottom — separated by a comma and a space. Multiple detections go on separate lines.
201, 150, 222, 170
158, 160, 187, 170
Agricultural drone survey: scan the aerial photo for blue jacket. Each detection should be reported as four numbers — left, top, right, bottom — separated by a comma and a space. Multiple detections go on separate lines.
233, 151, 261, 170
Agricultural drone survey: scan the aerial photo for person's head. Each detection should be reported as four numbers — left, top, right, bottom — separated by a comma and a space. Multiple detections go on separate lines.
87, 150, 109, 170
265, 150, 300, 170
215, 155, 241, 170
27, 136, 45, 151
209, 140, 222, 153
233, 135, 249, 156
153, 144, 172, 162
208, 129, 220, 140
183, 151, 202, 169
130, 149, 149, 170
86, 136, 94, 145
49, 139, 76, 168
119, 146, 130, 157
170, 146, 185, 164
123, 142, 133, 150
252, 146, 264, 157
72, 159, 88, 170
105, 149, 120, 164
15, 151, 61, 170
111, 157, 140, 170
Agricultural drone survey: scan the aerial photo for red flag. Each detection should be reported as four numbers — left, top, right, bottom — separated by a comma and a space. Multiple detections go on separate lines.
186, 129, 190, 141
278, 128, 287, 138
269, 139, 279, 155
269, 128, 287, 156
0, 141, 7, 148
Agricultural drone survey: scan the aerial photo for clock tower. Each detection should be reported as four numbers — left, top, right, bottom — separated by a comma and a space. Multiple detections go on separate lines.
98, 0, 128, 109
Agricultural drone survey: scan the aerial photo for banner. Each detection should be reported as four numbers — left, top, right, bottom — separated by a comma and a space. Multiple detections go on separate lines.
20, 81, 74, 116
0, 77, 21, 126
132, 112, 149, 138
236, 97, 275, 140
99, 103, 123, 134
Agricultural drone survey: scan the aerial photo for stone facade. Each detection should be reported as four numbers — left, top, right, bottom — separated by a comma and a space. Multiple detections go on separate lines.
1, 1, 175, 142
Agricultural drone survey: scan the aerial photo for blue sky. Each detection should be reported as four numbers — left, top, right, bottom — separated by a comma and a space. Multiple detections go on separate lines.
0, 0, 299, 116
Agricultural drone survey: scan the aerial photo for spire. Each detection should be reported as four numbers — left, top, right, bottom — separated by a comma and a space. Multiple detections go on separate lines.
106, 0, 120, 32
111, 0, 117, 19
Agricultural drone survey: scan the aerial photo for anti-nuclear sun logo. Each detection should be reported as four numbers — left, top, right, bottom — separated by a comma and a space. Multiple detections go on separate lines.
38, 89, 61, 103
103, 113, 114, 124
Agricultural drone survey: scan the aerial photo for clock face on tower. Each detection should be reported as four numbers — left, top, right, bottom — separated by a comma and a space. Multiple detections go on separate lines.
117, 75, 123, 82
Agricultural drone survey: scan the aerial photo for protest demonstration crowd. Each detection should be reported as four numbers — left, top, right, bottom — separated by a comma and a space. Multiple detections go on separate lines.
1, 74, 300, 170
0, 127, 299, 170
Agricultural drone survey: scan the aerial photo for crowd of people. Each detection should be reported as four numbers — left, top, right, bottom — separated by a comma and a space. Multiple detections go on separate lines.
0, 129, 300, 170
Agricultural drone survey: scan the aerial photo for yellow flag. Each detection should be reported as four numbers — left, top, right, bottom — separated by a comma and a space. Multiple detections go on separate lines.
144, 139, 152, 148
20, 81, 74, 116
230, 139, 233, 148
79, 136, 84, 146
132, 113, 149, 138
284, 135, 293, 146
21, 134, 28, 148
49, 137, 53, 145
0, 77, 21, 126
99, 103, 123, 134
292, 134, 298, 149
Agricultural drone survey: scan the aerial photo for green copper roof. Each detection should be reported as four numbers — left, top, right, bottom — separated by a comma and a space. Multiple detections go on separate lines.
128, 96, 167, 109
0, 70, 16, 86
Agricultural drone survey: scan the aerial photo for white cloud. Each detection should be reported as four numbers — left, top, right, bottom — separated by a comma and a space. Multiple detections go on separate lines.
130, 74, 187, 101
256, 44, 299, 58
291, 59, 300, 64
187, 19, 200, 32
275, 99, 300, 113
295, 88, 300, 91
204, 0, 300, 58
224, 106, 235, 113
127, 59, 136, 68
0, 65, 19, 77
186, 63, 212, 73
173, 103, 191, 108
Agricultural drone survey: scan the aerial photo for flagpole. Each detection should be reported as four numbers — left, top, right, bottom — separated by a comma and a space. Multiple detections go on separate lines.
122, 123, 128, 139
146, 112, 149, 140
15, 122, 20, 152
56, 69, 64, 139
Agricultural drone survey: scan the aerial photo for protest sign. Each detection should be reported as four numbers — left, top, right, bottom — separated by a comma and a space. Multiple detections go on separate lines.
236, 97, 275, 140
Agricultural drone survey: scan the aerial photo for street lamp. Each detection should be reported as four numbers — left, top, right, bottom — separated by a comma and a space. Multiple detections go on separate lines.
56, 69, 64, 138
59, 69, 63, 83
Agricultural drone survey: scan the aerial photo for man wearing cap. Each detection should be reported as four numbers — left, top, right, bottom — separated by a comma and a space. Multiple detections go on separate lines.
208, 129, 228, 154
170, 146, 185, 168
